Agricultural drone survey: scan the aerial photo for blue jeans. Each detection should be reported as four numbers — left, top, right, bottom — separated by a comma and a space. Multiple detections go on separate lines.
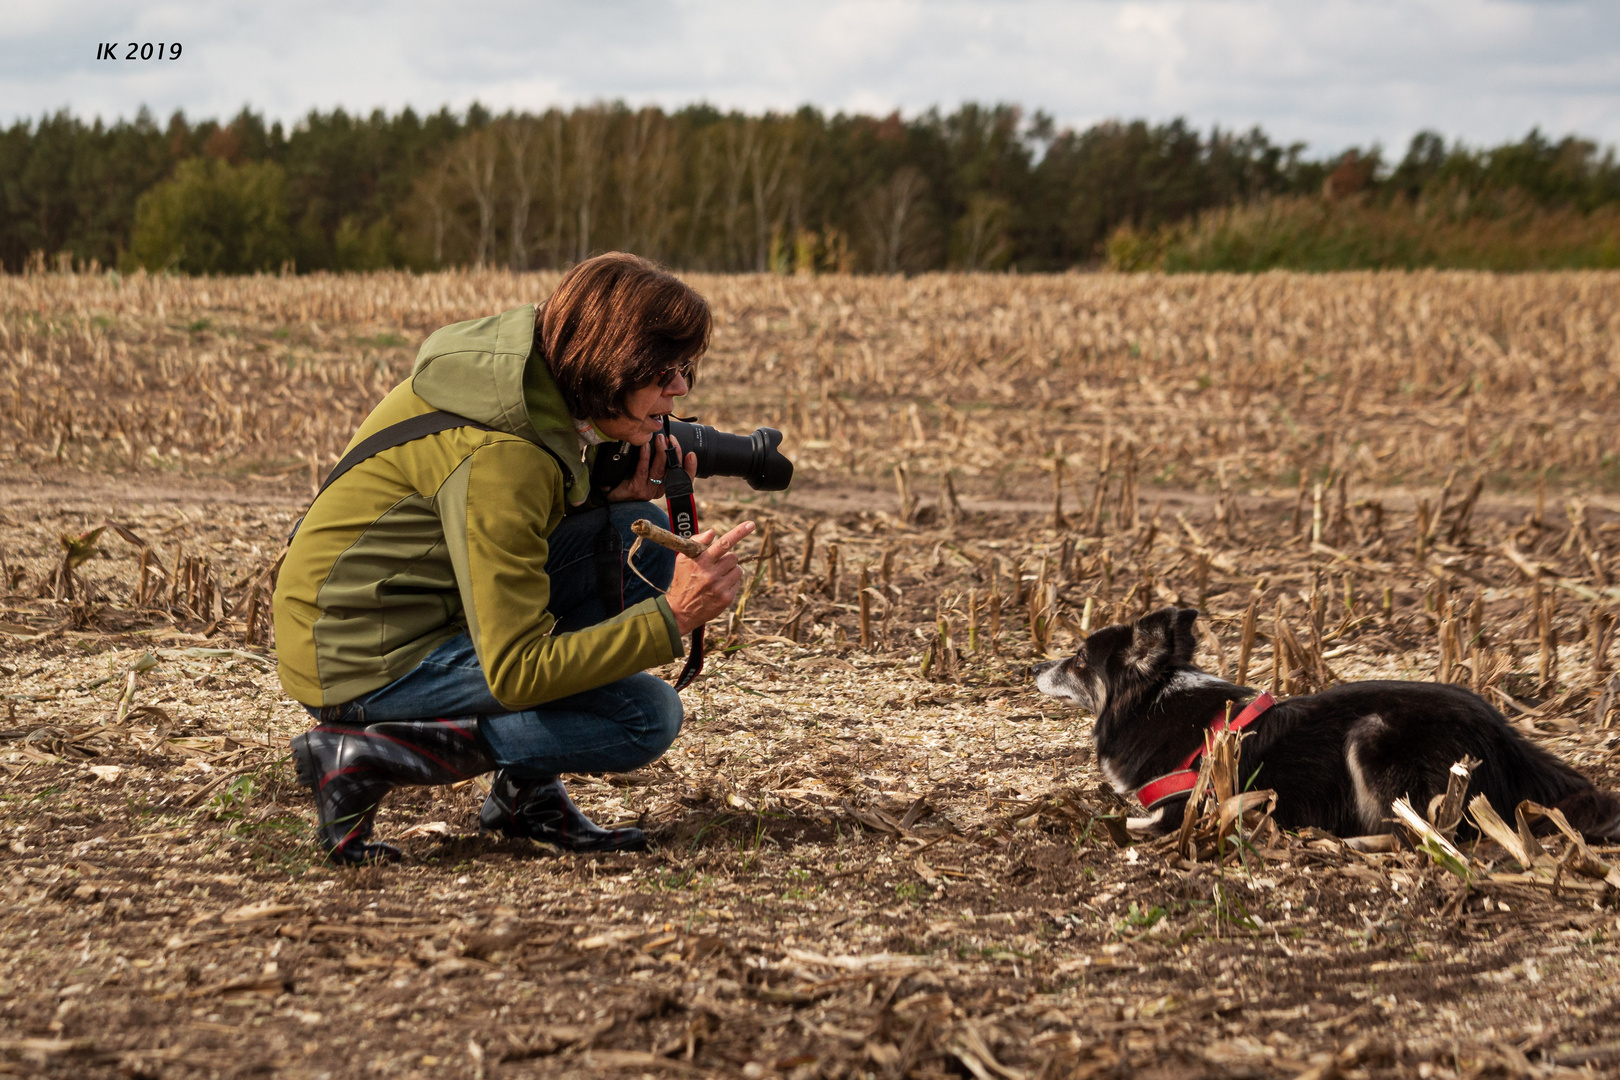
313, 501, 683, 777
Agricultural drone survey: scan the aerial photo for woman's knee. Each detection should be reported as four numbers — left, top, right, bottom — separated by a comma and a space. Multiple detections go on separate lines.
610, 500, 669, 538
619, 674, 683, 766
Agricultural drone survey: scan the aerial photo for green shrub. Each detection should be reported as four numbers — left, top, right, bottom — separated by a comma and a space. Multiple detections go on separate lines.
1110, 192, 1620, 272
130, 158, 291, 273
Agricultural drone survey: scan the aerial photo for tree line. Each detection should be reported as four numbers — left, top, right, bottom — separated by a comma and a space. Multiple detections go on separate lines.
4, 102, 1619, 275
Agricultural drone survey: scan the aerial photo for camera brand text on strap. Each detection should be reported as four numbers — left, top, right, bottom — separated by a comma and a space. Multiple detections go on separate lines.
662, 415, 704, 691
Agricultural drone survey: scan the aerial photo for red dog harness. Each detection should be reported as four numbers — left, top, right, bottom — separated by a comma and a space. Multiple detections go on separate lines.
1134, 692, 1277, 809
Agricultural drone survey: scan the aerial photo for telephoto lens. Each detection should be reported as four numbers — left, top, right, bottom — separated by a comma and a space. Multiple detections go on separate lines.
664, 420, 793, 490
589, 420, 794, 494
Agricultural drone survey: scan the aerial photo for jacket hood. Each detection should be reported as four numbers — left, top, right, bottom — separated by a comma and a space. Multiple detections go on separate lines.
411, 304, 590, 502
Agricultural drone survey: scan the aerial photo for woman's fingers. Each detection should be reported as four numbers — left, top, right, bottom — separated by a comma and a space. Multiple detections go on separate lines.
663, 522, 757, 633
646, 436, 664, 481
704, 521, 755, 559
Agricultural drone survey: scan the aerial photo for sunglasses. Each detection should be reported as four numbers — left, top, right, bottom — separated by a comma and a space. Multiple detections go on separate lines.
652, 361, 695, 389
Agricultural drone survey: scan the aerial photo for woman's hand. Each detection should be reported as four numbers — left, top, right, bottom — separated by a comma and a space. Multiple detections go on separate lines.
605, 434, 697, 503
665, 520, 755, 635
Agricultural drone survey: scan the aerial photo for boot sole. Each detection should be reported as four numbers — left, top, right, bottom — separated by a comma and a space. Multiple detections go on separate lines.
333, 841, 403, 866
476, 823, 648, 853
542, 831, 649, 854
583, 832, 649, 854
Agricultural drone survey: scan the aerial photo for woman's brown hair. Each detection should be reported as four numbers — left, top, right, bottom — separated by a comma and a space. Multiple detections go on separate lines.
538, 252, 711, 420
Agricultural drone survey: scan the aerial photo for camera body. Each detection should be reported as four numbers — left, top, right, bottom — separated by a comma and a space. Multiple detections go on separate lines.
590, 419, 794, 495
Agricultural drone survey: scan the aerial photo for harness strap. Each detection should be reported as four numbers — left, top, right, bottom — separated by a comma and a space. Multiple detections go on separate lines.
324, 412, 497, 495
288, 411, 498, 541
1135, 691, 1277, 809
662, 417, 704, 691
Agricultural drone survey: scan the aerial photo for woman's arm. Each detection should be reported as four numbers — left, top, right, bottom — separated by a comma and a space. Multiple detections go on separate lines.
440, 439, 683, 710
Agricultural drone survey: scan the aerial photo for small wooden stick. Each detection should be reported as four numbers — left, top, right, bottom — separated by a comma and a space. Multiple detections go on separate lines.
631, 519, 758, 564
631, 519, 706, 559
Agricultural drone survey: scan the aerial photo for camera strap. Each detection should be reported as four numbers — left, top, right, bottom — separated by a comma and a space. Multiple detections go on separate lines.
662, 419, 704, 691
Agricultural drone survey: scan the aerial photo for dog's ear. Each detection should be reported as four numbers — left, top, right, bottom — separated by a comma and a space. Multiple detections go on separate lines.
1127, 607, 1201, 672
1125, 607, 1178, 673
1171, 608, 1200, 664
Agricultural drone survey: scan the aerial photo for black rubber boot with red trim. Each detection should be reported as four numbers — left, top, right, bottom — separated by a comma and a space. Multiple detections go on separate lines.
291, 718, 494, 865
479, 772, 648, 853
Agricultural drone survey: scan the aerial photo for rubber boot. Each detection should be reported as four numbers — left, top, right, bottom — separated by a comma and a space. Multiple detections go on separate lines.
479, 771, 648, 852
292, 718, 493, 865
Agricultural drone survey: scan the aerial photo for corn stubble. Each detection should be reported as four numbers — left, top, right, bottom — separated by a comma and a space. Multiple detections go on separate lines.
4, 267, 1618, 775
3, 268, 1620, 1077
3, 269, 1620, 490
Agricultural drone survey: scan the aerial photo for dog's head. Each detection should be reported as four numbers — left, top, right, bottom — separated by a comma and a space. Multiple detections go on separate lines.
1033, 606, 1201, 714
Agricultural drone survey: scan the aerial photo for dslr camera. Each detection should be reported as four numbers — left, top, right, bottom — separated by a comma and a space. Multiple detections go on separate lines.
590, 419, 793, 495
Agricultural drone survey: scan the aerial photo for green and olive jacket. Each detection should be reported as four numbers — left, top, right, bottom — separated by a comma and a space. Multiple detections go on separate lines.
272, 304, 682, 709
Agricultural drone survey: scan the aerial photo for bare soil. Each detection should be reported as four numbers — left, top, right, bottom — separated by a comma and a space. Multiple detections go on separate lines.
5, 271, 1620, 1077
3, 465, 1620, 1080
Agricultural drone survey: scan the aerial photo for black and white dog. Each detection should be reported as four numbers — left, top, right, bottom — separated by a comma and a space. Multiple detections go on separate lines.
1032, 606, 1620, 840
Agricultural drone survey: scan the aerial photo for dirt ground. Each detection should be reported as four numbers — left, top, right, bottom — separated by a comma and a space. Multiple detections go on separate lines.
3, 463, 1620, 1080
4, 270, 1620, 1078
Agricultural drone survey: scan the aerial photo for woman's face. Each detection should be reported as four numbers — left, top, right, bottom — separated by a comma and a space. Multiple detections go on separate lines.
593, 368, 690, 445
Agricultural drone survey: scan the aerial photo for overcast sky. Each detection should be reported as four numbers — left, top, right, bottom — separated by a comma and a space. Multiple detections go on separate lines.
6, 0, 1619, 157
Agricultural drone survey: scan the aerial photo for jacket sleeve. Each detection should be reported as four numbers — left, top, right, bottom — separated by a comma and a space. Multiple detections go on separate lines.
437, 438, 683, 711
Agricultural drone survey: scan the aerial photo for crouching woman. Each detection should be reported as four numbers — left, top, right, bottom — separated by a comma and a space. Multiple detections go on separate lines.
272, 253, 752, 864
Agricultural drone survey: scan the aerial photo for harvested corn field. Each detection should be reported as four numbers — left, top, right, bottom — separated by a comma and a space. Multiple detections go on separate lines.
2, 270, 1620, 1080
5, 269, 1620, 495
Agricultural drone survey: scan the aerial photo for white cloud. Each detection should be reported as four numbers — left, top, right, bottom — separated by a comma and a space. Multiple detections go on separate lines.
1, 0, 1617, 153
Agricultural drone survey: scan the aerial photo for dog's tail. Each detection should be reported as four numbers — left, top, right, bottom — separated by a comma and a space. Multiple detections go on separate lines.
1553, 785, 1620, 842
